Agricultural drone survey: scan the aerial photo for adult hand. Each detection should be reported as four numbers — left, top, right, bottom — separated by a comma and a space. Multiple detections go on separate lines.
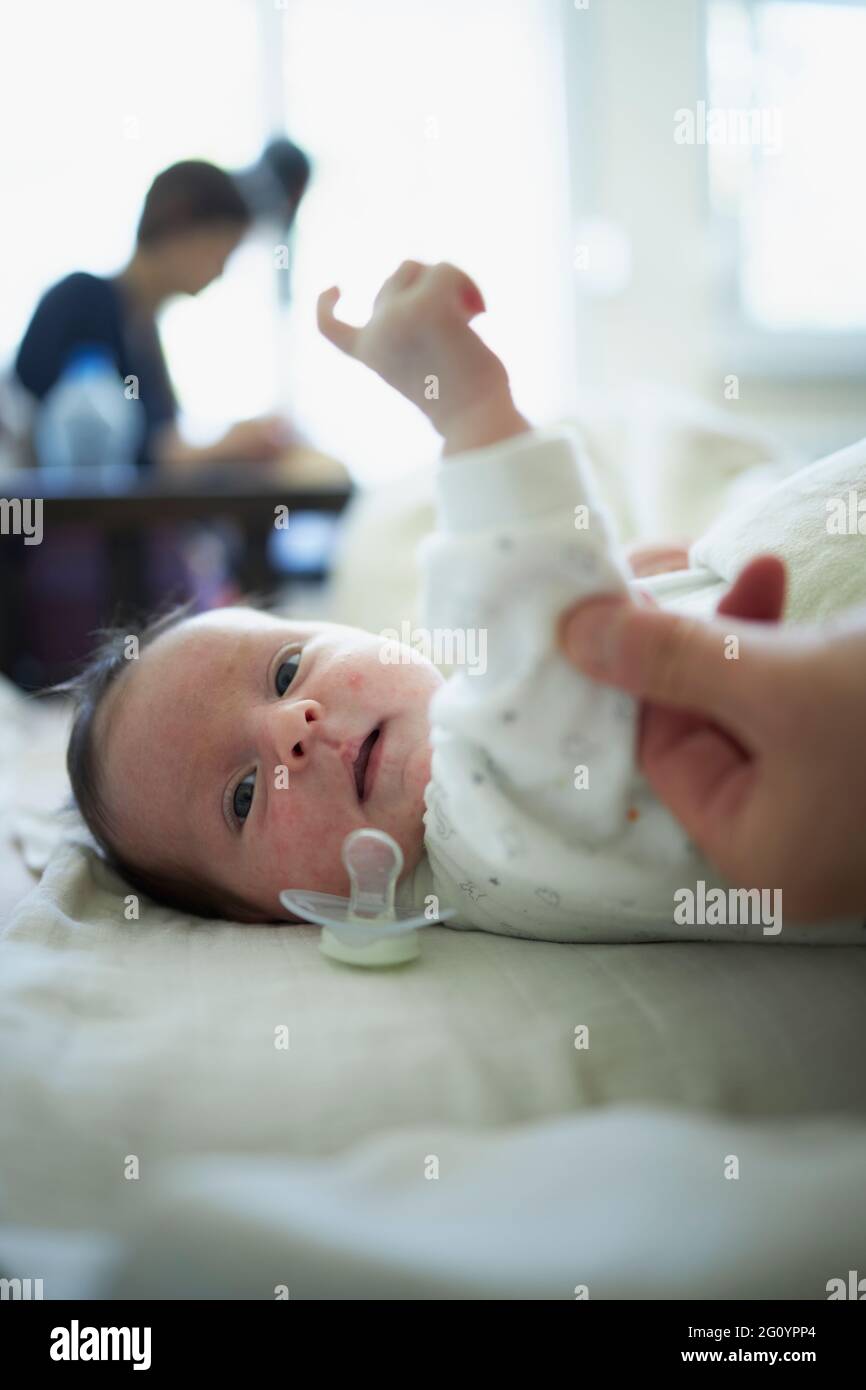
559, 556, 866, 921
217, 415, 292, 463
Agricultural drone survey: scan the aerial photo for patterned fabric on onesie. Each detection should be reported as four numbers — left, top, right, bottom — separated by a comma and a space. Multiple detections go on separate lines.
393, 429, 863, 945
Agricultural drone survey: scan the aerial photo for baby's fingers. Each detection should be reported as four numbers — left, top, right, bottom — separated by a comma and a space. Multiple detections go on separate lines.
374, 259, 427, 306
317, 287, 360, 357
427, 262, 486, 319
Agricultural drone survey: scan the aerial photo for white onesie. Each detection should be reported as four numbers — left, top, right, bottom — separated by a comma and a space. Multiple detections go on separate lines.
395, 428, 864, 945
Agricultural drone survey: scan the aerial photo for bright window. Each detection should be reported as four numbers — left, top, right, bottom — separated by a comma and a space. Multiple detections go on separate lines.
276, 0, 577, 482
2, 0, 576, 471
0, 0, 277, 433
707, 0, 866, 348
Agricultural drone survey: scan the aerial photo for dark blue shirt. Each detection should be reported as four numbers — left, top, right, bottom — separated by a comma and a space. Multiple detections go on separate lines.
15, 272, 177, 467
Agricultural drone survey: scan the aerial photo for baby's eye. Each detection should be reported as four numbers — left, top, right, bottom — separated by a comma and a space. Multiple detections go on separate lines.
233, 772, 256, 824
275, 652, 301, 696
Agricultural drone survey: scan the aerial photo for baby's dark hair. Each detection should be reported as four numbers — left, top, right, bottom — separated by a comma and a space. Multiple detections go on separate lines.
49, 601, 258, 921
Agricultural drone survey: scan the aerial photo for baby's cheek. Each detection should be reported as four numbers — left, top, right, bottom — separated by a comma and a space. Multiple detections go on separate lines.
262, 794, 353, 895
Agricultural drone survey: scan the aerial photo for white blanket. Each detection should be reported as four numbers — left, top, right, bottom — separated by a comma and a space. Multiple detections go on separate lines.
5, 1107, 865, 1300
690, 434, 866, 622
2, 834, 866, 1297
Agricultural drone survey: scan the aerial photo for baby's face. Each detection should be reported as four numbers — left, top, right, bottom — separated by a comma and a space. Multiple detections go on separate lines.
99, 608, 443, 920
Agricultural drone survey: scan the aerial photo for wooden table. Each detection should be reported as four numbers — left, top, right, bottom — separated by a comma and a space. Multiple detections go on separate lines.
0, 448, 353, 685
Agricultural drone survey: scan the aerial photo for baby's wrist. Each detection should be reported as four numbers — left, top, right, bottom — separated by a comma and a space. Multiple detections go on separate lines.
440, 391, 531, 457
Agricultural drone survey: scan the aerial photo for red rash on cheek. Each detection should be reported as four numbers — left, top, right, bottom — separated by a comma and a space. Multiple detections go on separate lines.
346, 672, 364, 692
263, 793, 353, 895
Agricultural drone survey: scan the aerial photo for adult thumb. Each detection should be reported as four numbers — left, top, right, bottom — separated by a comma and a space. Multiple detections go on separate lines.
559, 597, 766, 729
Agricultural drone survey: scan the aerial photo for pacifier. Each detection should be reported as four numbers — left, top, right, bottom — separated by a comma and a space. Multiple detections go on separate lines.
279, 828, 454, 968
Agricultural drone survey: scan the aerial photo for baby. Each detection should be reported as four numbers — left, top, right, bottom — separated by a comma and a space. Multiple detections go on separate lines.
62, 261, 859, 942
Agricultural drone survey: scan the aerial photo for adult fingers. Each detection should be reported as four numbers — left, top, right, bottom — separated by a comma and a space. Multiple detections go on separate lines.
638, 703, 754, 855
715, 554, 786, 623
631, 557, 784, 843
559, 596, 773, 734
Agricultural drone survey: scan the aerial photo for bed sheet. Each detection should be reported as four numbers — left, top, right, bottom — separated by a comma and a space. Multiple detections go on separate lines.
71, 1106, 866, 1299
0, 676, 69, 926
2, 835, 866, 1259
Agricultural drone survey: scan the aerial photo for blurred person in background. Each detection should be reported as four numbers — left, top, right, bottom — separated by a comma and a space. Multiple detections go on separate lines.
15, 150, 310, 470
7, 143, 315, 689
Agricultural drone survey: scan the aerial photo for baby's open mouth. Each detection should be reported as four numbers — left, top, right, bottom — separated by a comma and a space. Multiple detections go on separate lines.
353, 728, 380, 801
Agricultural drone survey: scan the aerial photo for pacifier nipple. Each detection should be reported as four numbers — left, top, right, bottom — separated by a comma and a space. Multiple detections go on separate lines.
342, 828, 403, 922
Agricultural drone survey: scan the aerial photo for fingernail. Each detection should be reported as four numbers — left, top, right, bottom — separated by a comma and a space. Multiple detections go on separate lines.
562, 599, 626, 672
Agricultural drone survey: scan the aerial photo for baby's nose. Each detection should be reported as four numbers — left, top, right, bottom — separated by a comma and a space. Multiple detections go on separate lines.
274, 699, 322, 764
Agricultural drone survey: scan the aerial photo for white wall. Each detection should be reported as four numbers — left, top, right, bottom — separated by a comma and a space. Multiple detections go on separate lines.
559, 0, 866, 460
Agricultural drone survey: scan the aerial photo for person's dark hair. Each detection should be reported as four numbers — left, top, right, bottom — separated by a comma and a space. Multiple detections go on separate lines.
47, 602, 259, 920
136, 160, 252, 247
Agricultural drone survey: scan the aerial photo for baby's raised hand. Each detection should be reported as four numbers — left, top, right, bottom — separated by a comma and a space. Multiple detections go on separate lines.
317, 261, 528, 453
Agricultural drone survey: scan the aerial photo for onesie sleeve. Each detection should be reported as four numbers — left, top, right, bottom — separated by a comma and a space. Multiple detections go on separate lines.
417, 428, 638, 849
